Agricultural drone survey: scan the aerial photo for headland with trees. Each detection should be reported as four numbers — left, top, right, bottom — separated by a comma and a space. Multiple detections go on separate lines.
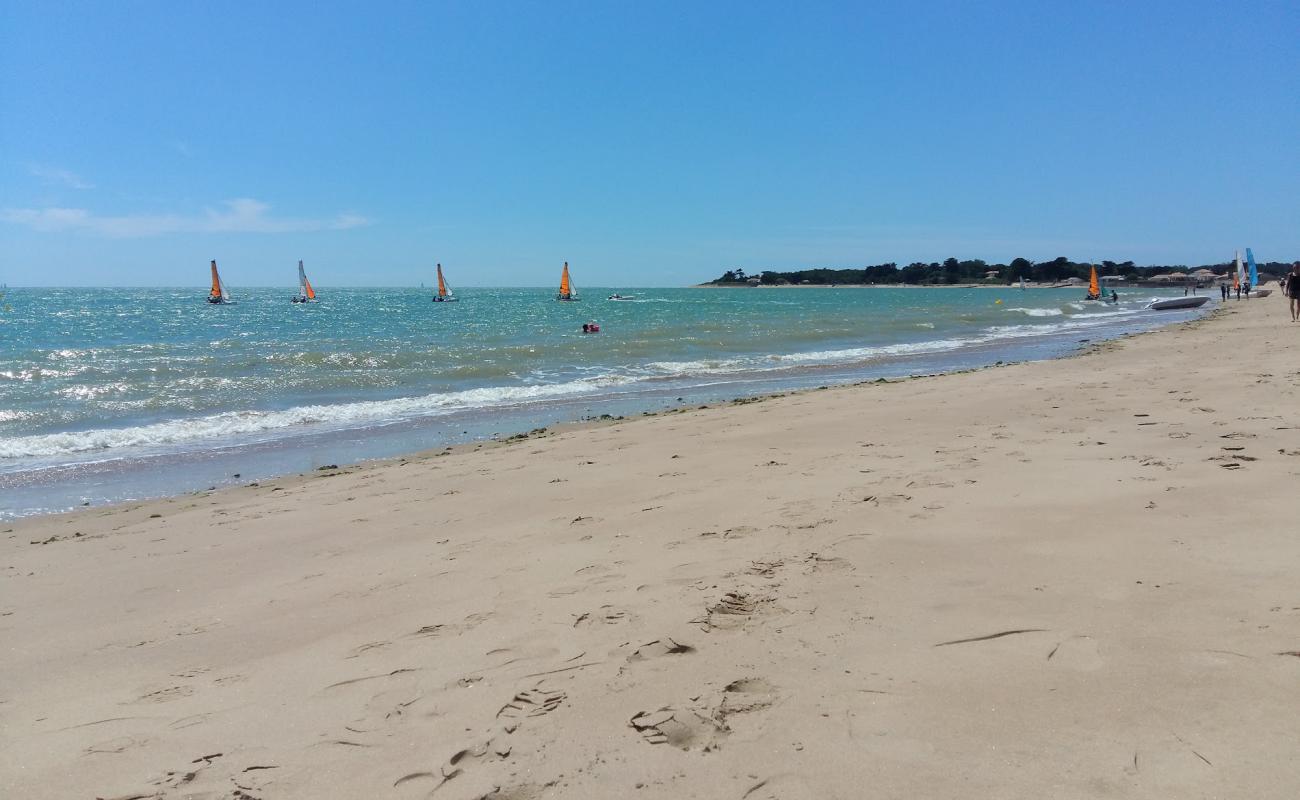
703, 256, 1293, 287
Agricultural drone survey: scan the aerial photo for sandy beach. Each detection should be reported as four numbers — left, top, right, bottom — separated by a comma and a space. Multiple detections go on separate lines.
3, 298, 1298, 799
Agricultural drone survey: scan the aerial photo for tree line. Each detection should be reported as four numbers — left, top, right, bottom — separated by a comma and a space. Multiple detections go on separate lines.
709, 257, 1294, 286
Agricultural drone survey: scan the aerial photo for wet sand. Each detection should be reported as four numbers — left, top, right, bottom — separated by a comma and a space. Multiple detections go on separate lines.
3, 298, 1298, 799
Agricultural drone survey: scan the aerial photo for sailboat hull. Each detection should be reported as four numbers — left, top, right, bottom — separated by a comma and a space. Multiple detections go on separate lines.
1147, 296, 1209, 310
432, 297, 459, 302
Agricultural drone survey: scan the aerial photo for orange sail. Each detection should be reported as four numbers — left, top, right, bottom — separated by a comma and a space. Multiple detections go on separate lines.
1088, 265, 1100, 298
209, 260, 222, 299
436, 263, 449, 298
304, 276, 315, 300
559, 262, 572, 298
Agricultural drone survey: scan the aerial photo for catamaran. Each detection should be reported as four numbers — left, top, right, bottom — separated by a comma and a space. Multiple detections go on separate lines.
292, 260, 317, 303
207, 260, 232, 304
556, 261, 580, 301
1148, 295, 1210, 310
1246, 248, 1271, 297
1084, 264, 1101, 301
432, 263, 458, 302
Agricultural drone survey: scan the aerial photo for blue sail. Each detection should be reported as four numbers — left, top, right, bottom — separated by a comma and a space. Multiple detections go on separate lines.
1246, 248, 1259, 288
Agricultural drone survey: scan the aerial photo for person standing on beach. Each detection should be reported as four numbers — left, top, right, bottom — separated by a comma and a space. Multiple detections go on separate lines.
1220, 282, 1228, 300
1286, 262, 1300, 322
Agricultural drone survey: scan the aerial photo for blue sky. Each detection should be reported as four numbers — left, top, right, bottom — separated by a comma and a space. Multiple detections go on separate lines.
2, 0, 1296, 287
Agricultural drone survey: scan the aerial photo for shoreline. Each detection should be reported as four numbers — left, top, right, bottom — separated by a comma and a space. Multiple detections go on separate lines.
4, 299, 1299, 797
2, 297, 1204, 521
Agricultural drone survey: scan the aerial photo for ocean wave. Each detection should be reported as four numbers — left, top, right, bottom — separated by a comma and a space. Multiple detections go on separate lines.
646, 338, 974, 377
1004, 307, 1064, 317
0, 375, 637, 459
3, 304, 1166, 462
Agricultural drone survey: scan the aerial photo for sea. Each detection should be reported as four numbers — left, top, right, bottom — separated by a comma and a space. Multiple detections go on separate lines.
0, 285, 1210, 519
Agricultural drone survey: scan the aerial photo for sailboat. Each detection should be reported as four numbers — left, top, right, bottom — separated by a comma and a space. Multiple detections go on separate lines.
432, 263, 458, 302
1246, 248, 1271, 297
1084, 264, 1101, 301
1019, 276, 1026, 291
292, 260, 317, 303
556, 261, 580, 301
207, 260, 232, 304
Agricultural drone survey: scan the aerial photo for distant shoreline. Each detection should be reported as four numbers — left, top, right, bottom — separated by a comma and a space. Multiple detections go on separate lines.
693, 282, 1063, 289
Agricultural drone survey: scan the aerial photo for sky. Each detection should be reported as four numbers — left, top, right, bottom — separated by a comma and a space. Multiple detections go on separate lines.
1, 0, 1297, 287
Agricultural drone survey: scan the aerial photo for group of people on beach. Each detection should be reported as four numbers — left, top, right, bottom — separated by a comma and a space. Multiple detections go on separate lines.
1221, 280, 1252, 300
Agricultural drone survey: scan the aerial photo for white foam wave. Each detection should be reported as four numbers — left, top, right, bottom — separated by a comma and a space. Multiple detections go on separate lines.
1004, 307, 1063, 317
5, 304, 1165, 462
0, 375, 635, 459
646, 338, 974, 377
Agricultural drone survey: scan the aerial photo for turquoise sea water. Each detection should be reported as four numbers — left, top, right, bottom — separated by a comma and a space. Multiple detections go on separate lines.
0, 285, 1206, 517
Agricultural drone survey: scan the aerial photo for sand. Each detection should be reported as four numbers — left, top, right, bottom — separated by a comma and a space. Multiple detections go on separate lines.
3, 298, 1299, 799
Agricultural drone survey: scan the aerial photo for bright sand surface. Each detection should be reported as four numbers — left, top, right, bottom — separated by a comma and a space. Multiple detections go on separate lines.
3, 299, 1298, 799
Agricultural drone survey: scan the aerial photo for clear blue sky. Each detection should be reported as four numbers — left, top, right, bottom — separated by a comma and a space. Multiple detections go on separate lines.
2, 0, 1296, 287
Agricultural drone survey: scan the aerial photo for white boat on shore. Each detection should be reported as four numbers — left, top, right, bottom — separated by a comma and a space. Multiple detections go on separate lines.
1147, 296, 1210, 310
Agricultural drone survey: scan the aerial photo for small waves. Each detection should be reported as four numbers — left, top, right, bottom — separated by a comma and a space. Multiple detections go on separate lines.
1004, 307, 1064, 317
0, 375, 637, 459
2, 287, 1193, 468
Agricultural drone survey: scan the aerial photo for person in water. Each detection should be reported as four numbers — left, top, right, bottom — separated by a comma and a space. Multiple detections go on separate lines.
1110, 289, 1118, 303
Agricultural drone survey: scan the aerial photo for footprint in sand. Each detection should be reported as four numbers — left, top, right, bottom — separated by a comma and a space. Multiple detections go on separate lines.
572, 605, 633, 628
629, 707, 726, 751
717, 677, 779, 727
632, 678, 778, 752
84, 735, 147, 755
802, 553, 854, 575
693, 591, 772, 632
627, 638, 696, 663
495, 687, 566, 732
401, 685, 566, 794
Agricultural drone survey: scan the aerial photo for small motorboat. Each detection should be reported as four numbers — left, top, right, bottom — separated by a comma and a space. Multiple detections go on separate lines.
607, 293, 635, 301
1147, 296, 1210, 310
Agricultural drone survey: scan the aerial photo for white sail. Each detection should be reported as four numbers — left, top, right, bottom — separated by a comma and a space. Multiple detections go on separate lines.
1235, 250, 1244, 284
298, 261, 307, 296
220, 273, 230, 302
